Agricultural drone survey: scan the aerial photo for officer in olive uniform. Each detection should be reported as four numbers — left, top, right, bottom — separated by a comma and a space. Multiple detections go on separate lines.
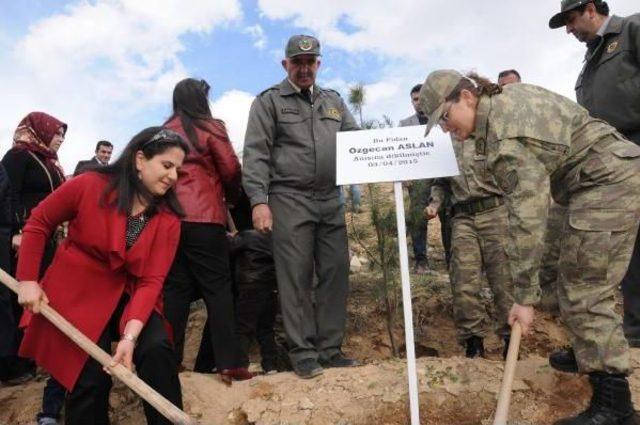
550, 0, 640, 354
242, 35, 360, 379
420, 69, 640, 425
425, 137, 515, 360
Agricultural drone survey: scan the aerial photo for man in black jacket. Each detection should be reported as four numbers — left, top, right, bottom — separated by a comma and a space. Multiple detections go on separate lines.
549, 0, 640, 357
73, 140, 113, 176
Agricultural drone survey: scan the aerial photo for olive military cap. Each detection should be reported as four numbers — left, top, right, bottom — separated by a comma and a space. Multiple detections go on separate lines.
549, 0, 595, 29
419, 69, 465, 136
285, 35, 321, 58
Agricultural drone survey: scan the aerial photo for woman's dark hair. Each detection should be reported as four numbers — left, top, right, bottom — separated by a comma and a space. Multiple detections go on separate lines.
167, 78, 215, 153
96, 126, 190, 217
445, 72, 502, 103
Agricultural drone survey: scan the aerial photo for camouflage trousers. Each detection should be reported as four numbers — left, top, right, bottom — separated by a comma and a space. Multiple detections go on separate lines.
538, 201, 567, 314
555, 135, 640, 375
449, 203, 514, 342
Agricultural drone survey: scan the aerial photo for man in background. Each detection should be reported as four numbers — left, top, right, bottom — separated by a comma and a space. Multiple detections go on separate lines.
549, 0, 640, 356
73, 140, 113, 176
399, 84, 432, 274
497, 69, 521, 86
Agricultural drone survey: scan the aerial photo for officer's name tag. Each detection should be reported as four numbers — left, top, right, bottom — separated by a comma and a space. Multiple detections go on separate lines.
336, 125, 459, 185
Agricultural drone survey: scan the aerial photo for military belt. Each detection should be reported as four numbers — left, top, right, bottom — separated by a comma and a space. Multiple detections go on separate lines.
452, 196, 504, 216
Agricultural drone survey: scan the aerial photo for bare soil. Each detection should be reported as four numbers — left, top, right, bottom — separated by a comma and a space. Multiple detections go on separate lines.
2, 184, 637, 425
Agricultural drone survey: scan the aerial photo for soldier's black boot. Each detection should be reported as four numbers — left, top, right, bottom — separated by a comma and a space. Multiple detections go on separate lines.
549, 346, 579, 373
465, 336, 485, 358
502, 336, 521, 361
553, 372, 639, 425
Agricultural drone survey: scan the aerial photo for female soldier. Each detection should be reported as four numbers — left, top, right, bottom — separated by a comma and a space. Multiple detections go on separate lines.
420, 69, 640, 425
424, 144, 514, 360
17, 127, 189, 425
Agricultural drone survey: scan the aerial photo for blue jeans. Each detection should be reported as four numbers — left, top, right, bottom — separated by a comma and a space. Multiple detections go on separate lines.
38, 377, 66, 420
339, 185, 361, 211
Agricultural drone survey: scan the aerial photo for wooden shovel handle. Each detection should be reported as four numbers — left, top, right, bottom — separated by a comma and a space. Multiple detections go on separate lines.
493, 321, 523, 425
0, 268, 197, 425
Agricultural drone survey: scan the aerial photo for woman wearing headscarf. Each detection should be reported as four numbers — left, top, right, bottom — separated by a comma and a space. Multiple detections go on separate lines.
162, 78, 251, 382
1, 112, 67, 424
2, 111, 67, 270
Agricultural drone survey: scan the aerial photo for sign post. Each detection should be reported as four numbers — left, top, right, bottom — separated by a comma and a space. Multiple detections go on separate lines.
337, 125, 458, 425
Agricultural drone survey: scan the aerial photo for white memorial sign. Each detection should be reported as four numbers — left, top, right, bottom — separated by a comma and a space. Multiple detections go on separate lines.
336, 125, 459, 425
336, 125, 459, 185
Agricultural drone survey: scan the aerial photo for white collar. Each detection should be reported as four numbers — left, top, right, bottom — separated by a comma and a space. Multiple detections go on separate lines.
596, 15, 612, 37
288, 79, 314, 95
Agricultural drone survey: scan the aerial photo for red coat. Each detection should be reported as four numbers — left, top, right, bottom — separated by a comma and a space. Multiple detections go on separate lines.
16, 172, 181, 391
165, 116, 241, 225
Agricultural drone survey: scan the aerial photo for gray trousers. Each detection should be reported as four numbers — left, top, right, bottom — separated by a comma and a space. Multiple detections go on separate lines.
270, 193, 349, 364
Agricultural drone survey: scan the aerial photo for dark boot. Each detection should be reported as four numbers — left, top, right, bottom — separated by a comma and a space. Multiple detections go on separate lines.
465, 336, 485, 358
502, 336, 521, 361
549, 346, 579, 374
554, 373, 639, 425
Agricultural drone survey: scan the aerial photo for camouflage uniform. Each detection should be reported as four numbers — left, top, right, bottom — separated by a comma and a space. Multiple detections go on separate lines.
538, 200, 567, 314
431, 137, 514, 343
469, 83, 640, 374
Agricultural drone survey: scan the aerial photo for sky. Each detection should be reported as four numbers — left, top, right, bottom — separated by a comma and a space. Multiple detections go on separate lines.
0, 0, 637, 172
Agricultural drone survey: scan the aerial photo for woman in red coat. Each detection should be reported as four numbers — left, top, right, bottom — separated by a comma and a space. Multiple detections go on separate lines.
162, 78, 252, 382
17, 127, 189, 425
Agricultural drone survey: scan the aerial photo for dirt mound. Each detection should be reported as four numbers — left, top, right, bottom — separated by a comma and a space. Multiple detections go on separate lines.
1, 185, 629, 424
2, 353, 640, 425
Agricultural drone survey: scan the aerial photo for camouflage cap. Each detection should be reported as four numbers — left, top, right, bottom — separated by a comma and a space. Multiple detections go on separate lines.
549, 0, 594, 29
419, 69, 464, 136
285, 35, 321, 58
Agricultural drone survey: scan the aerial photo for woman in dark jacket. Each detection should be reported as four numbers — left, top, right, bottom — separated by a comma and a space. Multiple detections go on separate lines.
2, 112, 67, 271
0, 162, 22, 384
1, 112, 67, 424
162, 78, 251, 382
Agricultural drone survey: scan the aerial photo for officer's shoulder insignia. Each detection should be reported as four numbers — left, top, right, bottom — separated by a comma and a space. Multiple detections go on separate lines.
606, 40, 619, 54
323, 88, 342, 98
258, 85, 279, 97
326, 107, 341, 120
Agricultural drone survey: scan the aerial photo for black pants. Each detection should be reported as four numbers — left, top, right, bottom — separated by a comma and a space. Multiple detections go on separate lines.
163, 222, 244, 369
235, 276, 278, 365
65, 298, 182, 425
439, 208, 453, 266
194, 279, 278, 371
620, 130, 640, 344
0, 228, 16, 359
38, 377, 66, 420
0, 228, 36, 381
621, 226, 640, 345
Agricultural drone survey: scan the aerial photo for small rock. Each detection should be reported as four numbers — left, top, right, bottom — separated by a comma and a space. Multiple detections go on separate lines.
299, 397, 314, 410
350, 255, 363, 273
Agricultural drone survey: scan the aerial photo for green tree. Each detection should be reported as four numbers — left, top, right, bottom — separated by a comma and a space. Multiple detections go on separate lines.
347, 83, 400, 357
